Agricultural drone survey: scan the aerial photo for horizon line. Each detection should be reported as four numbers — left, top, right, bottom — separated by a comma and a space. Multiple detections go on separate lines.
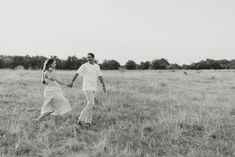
0, 54, 234, 66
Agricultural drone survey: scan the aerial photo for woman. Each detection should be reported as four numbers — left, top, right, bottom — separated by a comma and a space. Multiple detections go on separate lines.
34, 58, 72, 122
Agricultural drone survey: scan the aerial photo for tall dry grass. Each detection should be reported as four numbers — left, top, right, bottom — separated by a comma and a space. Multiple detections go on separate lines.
0, 70, 234, 157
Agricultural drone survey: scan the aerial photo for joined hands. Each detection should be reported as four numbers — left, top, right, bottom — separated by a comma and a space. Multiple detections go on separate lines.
67, 82, 73, 88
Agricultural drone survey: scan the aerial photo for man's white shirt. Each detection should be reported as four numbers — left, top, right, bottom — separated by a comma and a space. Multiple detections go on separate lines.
76, 62, 102, 91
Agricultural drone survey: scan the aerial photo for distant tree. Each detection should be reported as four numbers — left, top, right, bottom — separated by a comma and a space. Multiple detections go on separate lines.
0, 57, 3, 68
190, 59, 223, 69
81, 57, 87, 63
12, 56, 24, 68
60, 60, 68, 70
182, 64, 190, 69
208, 60, 222, 69
138, 61, 150, 70
151, 58, 169, 69
66, 56, 74, 70
183, 59, 231, 70
168, 63, 181, 70
66, 56, 83, 70
218, 59, 230, 69
53, 56, 63, 70
193, 60, 208, 69
2, 56, 14, 69
0, 54, 233, 70
125, 60, 137, 70
101, 59, 120, 70
151, 59, 160, 69
27, 56, 46, 69
23, 55, 32, 69
228, 59, 235, 69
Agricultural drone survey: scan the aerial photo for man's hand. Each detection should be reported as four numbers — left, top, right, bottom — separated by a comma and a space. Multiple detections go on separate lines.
103, 85, 106, 93
67, 82, 73, 88
98, 76, 106, 93
68, 73, 78, 88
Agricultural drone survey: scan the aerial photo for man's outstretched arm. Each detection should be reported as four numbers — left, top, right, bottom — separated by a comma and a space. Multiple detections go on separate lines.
68, 73, 79, 87
98, 76, 106, 93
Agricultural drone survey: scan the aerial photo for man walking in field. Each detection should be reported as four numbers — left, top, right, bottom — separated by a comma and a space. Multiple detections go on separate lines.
67, 53, 106, 127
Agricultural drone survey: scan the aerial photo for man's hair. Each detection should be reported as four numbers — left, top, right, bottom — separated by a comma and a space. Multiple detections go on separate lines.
88, 53, 95, 58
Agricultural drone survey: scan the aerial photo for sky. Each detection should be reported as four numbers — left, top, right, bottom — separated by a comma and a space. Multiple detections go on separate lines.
0, 0, 234, 65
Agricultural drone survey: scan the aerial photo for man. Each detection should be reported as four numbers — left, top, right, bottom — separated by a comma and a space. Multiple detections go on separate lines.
67, 53, 106, 127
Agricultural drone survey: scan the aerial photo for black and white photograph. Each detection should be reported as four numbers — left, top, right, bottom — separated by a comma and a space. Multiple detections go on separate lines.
0, 0, 235, 156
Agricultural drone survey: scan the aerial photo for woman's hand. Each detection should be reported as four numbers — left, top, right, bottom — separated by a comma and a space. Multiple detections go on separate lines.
42, 80, 48, 85
55, 79, 67, 86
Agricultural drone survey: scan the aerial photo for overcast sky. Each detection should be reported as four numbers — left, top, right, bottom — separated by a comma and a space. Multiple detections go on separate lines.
0, 0, 234, 65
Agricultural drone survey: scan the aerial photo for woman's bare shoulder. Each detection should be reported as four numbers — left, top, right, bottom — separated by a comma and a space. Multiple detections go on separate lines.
44, 69, 54, 77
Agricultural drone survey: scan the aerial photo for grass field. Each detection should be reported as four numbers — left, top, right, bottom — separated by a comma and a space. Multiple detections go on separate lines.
0, 69, 235, 157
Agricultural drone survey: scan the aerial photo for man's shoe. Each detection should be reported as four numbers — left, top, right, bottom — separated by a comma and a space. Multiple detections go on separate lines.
84, 122, 94, 128
77, 120, 85, 127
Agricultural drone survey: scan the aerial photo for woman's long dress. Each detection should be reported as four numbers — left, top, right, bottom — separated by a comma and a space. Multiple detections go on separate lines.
41, 70, 72, 115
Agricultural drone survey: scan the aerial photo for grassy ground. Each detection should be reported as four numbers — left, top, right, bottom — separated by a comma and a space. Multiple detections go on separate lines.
0, 70, 234, 157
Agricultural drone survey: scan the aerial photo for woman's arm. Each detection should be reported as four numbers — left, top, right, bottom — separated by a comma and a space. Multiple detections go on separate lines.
45, 75, 66, 86
42, 72, 48, 85
55, 79, 66, 86
45, 71, 66, 86
45, 74, 56, 81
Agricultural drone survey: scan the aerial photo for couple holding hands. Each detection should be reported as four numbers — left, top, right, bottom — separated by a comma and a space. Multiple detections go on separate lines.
35, 53, 106, 128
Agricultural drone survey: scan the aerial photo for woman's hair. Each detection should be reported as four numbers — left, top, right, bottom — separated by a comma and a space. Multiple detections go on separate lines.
43, 58, 55, 72
42, 58, 55, 84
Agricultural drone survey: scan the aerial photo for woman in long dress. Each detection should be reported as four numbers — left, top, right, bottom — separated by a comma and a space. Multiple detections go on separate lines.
35, 58, 72, 122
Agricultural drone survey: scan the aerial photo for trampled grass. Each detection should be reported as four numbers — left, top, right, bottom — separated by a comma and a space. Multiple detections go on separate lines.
0, 70, 234, 157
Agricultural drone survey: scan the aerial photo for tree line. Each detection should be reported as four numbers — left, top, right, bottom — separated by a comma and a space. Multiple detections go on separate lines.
0, 55, 235, 70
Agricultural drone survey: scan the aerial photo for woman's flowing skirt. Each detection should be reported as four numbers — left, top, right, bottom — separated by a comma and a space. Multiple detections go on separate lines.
41, 86, 72, 115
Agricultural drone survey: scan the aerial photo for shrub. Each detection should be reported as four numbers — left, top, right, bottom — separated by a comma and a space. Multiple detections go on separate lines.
125, 60, 137, 70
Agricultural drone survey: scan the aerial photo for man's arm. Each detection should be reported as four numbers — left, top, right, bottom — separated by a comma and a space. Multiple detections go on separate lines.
67, 73, 79, 87
98, 76, 106, 93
